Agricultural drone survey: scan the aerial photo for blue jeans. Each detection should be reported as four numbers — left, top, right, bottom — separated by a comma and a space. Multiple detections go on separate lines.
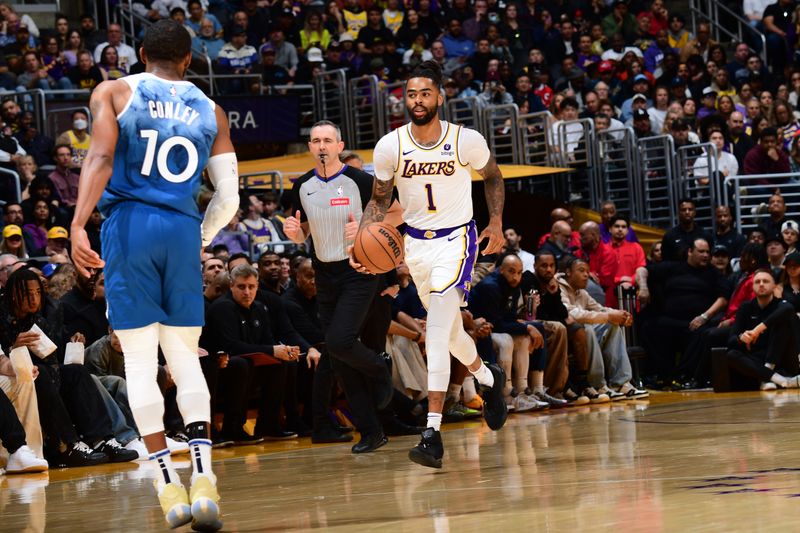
586, 323, 632, 388
91, 374, 138, 445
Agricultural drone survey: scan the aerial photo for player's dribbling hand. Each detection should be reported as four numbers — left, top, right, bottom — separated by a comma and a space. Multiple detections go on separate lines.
477, 221, 505, 256
70, 226, 105, 278
346, 244, 375, 275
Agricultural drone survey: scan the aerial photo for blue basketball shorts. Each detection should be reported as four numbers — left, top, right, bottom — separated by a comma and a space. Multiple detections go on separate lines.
101, 202, 204, 330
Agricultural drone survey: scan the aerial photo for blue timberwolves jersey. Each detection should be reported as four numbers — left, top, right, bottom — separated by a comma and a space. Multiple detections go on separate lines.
97, 73, 218, 220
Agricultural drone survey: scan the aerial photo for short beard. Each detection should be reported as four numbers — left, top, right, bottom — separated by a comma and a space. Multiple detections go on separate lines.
408, 105, 439, 126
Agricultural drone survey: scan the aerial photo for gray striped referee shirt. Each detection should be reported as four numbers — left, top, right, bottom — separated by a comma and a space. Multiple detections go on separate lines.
291, 165, 374, 263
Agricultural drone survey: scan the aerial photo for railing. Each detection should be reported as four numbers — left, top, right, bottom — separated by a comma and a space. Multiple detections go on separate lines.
688, 0, 767, 64
0, 168, 22, 204
6, 90, 46, 133
444, 97, 482, 132
726, 174, 800, 232
553, 118, 595, 205
346, 75, 382, 149
636, 135, 678, 228
314, 69, 349, 137
482, 104, 520, 164
675, 143, 720, 232
379, 81, 407, 135
240, 171, 286, 196
594, 126, 639, 220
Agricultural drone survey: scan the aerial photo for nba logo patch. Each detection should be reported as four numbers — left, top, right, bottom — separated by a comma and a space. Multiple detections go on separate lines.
336, 185, 343, 197
169, 86, 177, 97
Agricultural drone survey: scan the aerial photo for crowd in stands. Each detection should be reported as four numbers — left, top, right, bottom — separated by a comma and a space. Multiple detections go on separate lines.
6, 2, 800, 476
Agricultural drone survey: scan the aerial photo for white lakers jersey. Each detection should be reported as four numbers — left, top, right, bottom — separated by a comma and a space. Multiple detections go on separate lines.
373, 120, 491, 230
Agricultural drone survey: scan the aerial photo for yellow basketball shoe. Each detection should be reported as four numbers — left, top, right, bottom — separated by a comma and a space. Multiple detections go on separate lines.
155, 481, 192, 529
189, 475, 223, 532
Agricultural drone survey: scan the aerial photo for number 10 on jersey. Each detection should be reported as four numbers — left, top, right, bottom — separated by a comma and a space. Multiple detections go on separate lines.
424, 183, 437, 212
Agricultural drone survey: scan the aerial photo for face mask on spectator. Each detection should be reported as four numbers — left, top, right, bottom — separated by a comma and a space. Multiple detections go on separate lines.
74, 119, 88, 130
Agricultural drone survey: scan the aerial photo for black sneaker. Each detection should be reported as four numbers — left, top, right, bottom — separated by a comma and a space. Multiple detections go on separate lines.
408, 427, 444, 469
211, 437, 234, 449
222, 430, 265, 446
53, 441, 109, 468
95, 438, 139, 463
480, 364, 508, 431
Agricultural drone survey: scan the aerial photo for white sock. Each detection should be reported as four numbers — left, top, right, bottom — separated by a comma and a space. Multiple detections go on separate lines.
188, 438, 215, 485
149, 448, 181, 490
447, 383, 462, 401
427, 412, 442, 431
471, 364, 494, 388
462, 377, 477, 401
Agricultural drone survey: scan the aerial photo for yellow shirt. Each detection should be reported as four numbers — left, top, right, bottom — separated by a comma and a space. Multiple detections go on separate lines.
300, 29, 332, 50
344, 9, 367, 40
56, 130, 91, 168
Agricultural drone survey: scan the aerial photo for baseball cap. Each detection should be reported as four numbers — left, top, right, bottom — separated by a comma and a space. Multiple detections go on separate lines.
782, 220, 800, 234
785, 251, 800, 264
632, 108, 649, 120
2, 224, 21, 239
671, 117, 691, 130
307, 47, 323, 62
702, 86, 717, 96
632, 93, 647, 102
338, 33, 354, 43
47, 226, 69, 240
633, 73, 649, 84
259, 42, 276, 54
766, 235, 787, 249
598, 60, 613, 73
711, 244, 729, 256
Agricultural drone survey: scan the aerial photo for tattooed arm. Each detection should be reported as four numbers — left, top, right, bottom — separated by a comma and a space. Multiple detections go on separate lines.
476, 155, 505, 255
358, 177, 395, 229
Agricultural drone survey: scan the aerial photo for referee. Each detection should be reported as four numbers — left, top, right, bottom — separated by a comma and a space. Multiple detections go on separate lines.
283, 120, 398, 454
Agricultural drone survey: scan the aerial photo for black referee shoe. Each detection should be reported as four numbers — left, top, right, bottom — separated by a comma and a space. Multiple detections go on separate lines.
408, 428, 443, 469
481, 364, 508, 431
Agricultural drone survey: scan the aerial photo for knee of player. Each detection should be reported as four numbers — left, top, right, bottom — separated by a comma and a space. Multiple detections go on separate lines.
325, 332, 357, 355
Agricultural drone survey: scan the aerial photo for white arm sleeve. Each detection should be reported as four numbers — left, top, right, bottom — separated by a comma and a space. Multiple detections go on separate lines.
201, 152, 240, 247
458, 127, 491, 170
373, 131, 399, 182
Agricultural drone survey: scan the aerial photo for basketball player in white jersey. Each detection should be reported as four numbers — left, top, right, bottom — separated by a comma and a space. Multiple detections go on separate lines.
352, 60, 508, 468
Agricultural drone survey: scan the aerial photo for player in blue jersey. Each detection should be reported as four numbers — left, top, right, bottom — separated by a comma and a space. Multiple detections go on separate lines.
71, 20, 240, 532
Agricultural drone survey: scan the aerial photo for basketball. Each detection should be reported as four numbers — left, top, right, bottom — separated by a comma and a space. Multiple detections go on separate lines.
353, 222, 405, 273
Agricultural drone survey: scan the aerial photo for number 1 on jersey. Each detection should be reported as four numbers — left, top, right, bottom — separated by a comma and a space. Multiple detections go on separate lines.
424, 183, 437, 212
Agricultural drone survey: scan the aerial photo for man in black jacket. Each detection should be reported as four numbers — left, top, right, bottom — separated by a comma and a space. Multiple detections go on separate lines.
660, 198, 713, 262
725, 269, 800, 390
203, 264, 298, 441
61, 269, 108, 346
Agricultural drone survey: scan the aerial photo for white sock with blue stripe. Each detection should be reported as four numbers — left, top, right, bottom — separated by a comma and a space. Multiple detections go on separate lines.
149, 448, 181, 491
189, 438, 215, 485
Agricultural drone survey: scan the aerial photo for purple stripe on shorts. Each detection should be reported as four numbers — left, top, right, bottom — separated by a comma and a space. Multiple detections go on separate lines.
455, 220, 478, 297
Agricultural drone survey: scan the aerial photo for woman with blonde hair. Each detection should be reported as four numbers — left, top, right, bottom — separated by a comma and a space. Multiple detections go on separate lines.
0, 225, 28, 259
299, 10, 331, 55
14, 154, 37, 201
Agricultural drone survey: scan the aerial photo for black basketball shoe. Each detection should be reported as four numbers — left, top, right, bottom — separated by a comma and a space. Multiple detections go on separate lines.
408, 427, 444, 469
481, 364, 508, 431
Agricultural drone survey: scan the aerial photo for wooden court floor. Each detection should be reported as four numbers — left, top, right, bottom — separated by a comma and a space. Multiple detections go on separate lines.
3, 390, 800, 532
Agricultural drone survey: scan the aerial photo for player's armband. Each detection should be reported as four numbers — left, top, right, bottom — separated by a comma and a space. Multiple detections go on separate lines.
201, 152, 240, 246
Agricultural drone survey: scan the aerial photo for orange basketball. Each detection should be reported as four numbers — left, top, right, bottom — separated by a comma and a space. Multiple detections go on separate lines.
353, 223, 405, 273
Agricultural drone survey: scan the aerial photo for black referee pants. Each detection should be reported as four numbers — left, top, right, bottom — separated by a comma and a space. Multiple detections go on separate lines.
315, 259, 384, 435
